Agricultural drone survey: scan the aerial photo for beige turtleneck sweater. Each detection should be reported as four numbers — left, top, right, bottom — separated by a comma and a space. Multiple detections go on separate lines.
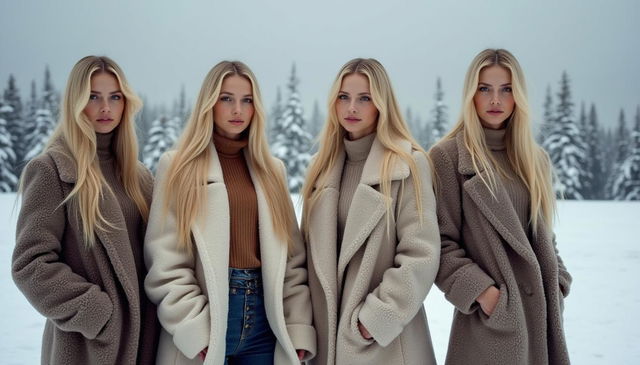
212, 132, 261, 269
337, 133, 376, 252
484, 127, 531, 236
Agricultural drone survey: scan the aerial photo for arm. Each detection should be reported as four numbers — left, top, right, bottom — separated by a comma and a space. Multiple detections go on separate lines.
11, 156, 113, 339
143, 153, 210, 359
357, 152, 441, 347
552, 233, 572, 297
429, 146, 496, 314
279, 161, 317, 360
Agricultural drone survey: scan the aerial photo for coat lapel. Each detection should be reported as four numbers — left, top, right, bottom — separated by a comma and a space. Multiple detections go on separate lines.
337, 137, 411, 284
48, 141, 140, 310
455, 132, 538, 264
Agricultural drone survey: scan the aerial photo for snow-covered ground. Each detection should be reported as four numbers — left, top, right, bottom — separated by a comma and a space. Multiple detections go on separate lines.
1, 193, 639, 364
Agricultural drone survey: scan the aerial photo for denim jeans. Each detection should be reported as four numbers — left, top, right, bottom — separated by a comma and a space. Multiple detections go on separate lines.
225, 268, 276, 365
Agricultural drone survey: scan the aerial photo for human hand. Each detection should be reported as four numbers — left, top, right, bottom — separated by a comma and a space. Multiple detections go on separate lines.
357, 321, 373, 340
297, 349, 306, 360
198, 347, 208, 361
477, 286, 500, 316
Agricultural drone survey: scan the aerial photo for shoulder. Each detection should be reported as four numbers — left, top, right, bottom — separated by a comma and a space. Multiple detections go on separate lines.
22, 152, 60, 183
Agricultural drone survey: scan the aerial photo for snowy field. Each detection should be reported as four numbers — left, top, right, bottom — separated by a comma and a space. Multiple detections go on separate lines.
1, 192, 639, 364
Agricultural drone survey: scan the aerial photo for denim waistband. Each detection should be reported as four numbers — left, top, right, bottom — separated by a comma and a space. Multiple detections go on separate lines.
228, 268, 263, 290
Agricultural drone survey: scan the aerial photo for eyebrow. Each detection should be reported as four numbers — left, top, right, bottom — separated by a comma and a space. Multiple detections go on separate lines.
338, 90, 371, 95
478, 82, 512, 87
90, 90, 122, 94
220, 91, 253, 97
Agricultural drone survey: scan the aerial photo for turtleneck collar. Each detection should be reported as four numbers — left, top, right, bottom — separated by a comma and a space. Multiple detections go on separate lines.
96, 132, 115, 161
213, 131, 249, 158
344, 132, 375, 162
483, 127, 506, 151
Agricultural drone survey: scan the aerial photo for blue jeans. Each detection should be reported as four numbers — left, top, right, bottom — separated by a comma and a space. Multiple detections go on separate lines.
225, 268, 276, 365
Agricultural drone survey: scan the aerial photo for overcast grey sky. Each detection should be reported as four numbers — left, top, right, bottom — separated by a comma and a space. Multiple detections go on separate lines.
1, 0, 639, 130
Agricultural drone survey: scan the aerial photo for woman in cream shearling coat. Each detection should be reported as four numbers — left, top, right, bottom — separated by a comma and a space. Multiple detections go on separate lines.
301, 58, 440, 365
144, 61, 315, 365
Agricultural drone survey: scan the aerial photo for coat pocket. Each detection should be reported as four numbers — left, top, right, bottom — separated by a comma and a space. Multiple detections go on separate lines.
479, 284, 516, 332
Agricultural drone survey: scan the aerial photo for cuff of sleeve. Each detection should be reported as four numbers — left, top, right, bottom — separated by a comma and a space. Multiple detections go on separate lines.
559, 276, 571, 298
83, 289, 114, 340
287, 324, 317, 361
173, 315, 211, 359
446, 264, 495, 314
357, 300, 396, 347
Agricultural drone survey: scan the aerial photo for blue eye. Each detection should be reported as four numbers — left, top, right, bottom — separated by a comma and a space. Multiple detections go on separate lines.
360, 96, 371, 102
220, 96, 232, 102
89, 94, 98, 100
502, 87, 513, 93
111, 94, 122, 100
338, 94, 348, 100
243, 97, 253, 103
478, 86, 489, 92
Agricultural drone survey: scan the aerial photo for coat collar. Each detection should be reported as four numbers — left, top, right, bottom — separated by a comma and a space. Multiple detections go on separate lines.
314, 134, 412, 189
206, 142, 225, 183
453, 131, 538, 264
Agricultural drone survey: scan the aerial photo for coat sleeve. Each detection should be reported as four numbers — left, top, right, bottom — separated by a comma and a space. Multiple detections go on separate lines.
552, 233, 572, 297
11, 156, 113, 340
143, 153, 210, 359
429, 145, 496, 314
279, 161, 317, 360
357, 152, 441, 347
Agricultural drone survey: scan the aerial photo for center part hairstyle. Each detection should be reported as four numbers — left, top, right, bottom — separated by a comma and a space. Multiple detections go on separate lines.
301, 58, 427, 234
163, 61, 294, 251
33, 55, 149, 247
441, 48, 556, 231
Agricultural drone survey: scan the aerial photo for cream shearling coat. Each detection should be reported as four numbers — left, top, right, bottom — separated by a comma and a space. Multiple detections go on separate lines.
304, 136, 440, 365
144, 145, 316, 365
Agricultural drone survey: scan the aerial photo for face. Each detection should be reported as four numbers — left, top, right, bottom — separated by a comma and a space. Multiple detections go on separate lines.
335, 73, 379, 140
213, 75, 254, 140
83, 72, 125, 134
473, 65, 515, 130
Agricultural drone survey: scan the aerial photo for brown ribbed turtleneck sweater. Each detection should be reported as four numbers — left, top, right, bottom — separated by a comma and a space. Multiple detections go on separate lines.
96, 132, 146, 283
484, 127, 531, 236
337, 133, 376, 252
213, 132, 260, 268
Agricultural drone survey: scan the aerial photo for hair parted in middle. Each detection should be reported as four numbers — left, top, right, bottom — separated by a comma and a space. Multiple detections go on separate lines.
301, 58, 427, 235
439, 48, 556, 232
33, 55, 149, 248
163, 60, 294, 251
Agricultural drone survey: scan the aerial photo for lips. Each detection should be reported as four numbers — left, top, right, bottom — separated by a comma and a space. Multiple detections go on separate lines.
487, 110, 503, 115
96, 118, 114, 123
344, 117, 361, 123
229, 119, 244, 125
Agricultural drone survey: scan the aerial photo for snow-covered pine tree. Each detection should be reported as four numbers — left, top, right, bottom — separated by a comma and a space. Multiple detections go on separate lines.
271, 63, 313, 193
538, 85, 554, 144
430, 77, 448, 146
308, 99, 324, 142
613, 109, 630, 165
3, 75, 23, 185
268, 86, 284, 144
610, 106, 640, 200
143, 114, 180, 172
24, 68, 60, 163
541, 71, 589, 199
584, 103, 606, 199
42, 65, 59, 122
0, 100, 18, 192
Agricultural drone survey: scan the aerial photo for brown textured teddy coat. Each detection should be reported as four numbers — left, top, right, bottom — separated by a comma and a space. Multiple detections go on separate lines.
304, 136, 441, 365
429, 131, 572, 365
12, 140, 159, 364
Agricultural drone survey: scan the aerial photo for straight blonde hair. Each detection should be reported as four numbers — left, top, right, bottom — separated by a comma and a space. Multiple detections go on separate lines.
23, 55, 149, 247
163, 61, 294, 251
302, 58, 427, 235
439, 48, 556, 231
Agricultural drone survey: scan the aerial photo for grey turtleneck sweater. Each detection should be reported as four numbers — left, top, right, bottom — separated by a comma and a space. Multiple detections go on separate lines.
483, 127, 531, 236
337, 133, 376, 252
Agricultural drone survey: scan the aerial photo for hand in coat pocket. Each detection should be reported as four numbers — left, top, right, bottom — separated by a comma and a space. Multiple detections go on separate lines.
477, 285, 500, 316
358, 321, 373, 340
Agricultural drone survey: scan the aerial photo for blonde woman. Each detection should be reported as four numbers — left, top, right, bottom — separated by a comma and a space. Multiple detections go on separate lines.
11, 56, 159, 364
429, 49, 572, 365
301, 58, 440, 365
144, 61, 315, 365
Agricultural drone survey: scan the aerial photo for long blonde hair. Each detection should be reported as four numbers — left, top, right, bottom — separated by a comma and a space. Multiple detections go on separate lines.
302, 58, 427, 234
164, 61, 294, 251
440, 48, 555, 231
29, 55, 149, 247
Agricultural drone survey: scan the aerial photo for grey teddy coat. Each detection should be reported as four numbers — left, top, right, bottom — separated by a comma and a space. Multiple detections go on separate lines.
12, 140, 159, 365
429, 131, 572, 365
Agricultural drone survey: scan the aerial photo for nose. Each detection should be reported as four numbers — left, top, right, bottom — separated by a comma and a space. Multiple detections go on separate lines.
100, 99, 111, 113
232, 101, 242, 115
490, 91, 500, 105
348, 100, 357, 114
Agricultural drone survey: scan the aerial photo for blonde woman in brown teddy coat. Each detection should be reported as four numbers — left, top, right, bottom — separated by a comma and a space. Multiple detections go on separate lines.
429, 49, 572, 365
301, 58, 441, 365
